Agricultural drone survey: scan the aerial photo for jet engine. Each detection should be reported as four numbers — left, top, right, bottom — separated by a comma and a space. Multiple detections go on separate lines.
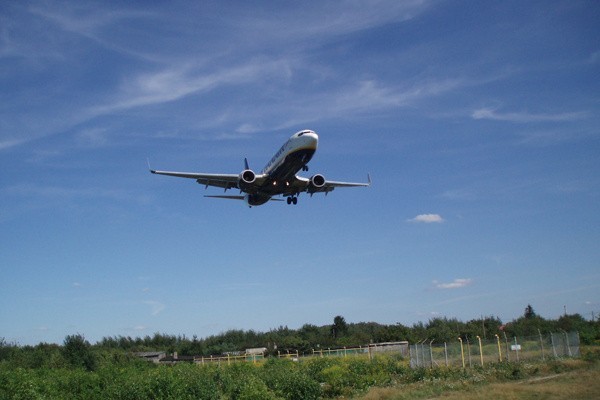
309, 174, 326, 189
238, 169, 256, 189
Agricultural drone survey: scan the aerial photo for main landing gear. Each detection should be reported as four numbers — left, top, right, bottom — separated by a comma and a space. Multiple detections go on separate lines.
286, 196, 298, 205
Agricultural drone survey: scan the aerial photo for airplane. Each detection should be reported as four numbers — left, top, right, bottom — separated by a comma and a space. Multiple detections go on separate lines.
150, 129, 371, 207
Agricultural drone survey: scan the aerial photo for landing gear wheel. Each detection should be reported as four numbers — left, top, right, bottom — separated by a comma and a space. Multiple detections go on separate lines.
287, 196, 298, 205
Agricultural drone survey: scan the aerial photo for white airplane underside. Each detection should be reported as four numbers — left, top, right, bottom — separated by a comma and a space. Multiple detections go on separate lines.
150, 130, 370, 207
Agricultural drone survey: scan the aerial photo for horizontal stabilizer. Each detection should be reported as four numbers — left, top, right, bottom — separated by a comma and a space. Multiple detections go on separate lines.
204, 195, 284, 202
204, 195, 245, 200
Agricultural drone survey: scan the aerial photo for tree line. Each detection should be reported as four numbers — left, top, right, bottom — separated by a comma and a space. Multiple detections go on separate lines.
95, 306, 600, 355
2, 305, 599, 371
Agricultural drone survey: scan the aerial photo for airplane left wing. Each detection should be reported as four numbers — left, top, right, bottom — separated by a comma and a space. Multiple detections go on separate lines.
291, 174, 371, 194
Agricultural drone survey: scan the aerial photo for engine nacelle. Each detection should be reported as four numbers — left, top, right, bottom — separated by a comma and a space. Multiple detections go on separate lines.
238, 169, 256, 187
309, 174, 326, 188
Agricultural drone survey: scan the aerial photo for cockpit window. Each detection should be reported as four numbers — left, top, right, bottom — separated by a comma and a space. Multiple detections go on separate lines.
298, 130, 311, 137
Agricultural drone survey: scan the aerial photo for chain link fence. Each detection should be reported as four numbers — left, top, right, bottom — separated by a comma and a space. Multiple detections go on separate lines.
409, 331, 580, 368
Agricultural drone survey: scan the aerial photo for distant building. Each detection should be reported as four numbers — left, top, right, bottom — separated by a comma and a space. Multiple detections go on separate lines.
135, 351, 166, 363
245, 347, 267, 356
160, 352, 195, 364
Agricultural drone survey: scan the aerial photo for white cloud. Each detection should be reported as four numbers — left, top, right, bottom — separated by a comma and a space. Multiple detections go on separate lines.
434, 278, 473, 289
0, 139, 25, 151
88, 59, 288, 116
143, 300, 165, 316
408, 214, 444, 223
472, 107, 587, 123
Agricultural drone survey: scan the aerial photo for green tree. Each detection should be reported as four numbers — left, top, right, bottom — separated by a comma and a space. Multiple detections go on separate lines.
332, 316, 348, 339
62, 334, 97, 371
524, 304, 536, 319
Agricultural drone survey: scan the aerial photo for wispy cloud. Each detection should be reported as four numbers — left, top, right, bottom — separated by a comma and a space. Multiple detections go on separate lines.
434, 278, 473, 289
472, 107, 588, 123
4, 184, 150, 204
331, 79, 463, 114
29, 3, 155, 59
143, 300, 165, 316
133, 325, 147, 331
0, 0, 442, 152
408, 214, 444, 223
0, 139, 25, 151
89, 60, 282, 115
441, 189, 477, 201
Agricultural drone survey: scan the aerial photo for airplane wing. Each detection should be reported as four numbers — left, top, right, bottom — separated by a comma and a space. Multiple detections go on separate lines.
291, 174, 371, 195
150, 169, 240, 190
150, 169, 268, 191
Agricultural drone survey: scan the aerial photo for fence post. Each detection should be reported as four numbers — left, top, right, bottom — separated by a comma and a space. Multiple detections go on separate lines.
514, 337, 519, 362
495, 334, 502, 362
429, 340, 434, 368
476, 336, 484, 367
458, 337, 465, 368
550, 333, 557, 358
444, 342, 448, 367
503, 332, 510, 362
563, 331, 572, 357
538, 329, 545, 361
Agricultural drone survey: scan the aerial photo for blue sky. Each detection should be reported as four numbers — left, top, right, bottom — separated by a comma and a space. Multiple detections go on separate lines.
1, 1, 599, 346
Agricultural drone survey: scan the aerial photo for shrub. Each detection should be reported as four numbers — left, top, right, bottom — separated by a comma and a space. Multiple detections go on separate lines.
261, 358, 321, 400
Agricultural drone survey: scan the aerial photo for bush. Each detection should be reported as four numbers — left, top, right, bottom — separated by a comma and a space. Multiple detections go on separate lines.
62, 334, 97, 372
261, 358, 321, 400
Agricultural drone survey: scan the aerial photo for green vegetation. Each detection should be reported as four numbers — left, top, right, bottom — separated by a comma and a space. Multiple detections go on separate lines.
1, 350, 599, 399
1, 307, 599, 399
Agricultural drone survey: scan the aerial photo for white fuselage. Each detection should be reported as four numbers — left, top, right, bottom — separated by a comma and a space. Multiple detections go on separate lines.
261, 130, 318, 178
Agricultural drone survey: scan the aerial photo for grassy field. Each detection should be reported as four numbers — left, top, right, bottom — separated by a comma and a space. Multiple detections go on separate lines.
359, 358, 600, 400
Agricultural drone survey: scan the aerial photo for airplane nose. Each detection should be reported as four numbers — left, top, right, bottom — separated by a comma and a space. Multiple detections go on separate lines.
307, 131, 318, 146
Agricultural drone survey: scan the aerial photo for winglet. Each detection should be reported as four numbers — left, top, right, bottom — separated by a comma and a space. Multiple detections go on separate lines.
147, 158, 156, 174
367, 173, 372, 185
